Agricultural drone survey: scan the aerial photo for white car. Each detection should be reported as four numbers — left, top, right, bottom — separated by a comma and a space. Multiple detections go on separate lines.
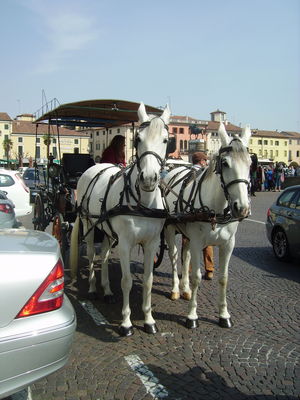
0, 229, 76, 399
0, 169, 32, 217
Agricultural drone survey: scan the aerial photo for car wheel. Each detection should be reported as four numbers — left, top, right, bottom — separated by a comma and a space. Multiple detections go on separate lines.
33, 194, 45, 231
272, 228, 291, 261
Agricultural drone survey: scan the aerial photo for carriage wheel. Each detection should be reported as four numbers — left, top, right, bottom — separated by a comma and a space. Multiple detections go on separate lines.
153, 230, 166, 269
52, 213, 68, 262
33, 194, 45, 231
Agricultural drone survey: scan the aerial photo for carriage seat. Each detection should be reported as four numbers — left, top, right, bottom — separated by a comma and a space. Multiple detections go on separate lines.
62, 153, 95, 188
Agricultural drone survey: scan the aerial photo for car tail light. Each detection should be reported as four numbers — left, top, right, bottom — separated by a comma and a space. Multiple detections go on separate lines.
267, 208, 271, 217
0, 203, 14, 214
16, 259, 64, 318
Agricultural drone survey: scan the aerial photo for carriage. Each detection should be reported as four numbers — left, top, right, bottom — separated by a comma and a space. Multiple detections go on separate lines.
34, 99, 252, 336
33, 99, 164, 262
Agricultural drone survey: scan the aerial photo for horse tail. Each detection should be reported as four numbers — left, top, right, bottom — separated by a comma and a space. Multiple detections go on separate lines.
70, 215, 80, 279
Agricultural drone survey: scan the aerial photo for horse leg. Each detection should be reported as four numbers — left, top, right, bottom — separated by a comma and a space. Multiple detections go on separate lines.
82, 221, 98, 300
165, 226, 180, 300
100, 235, 115, 304
142, 240, 159, 334
180, 236, 192, 300
218, 239, 234, 328
118, 243, 134, 337
186, 238, 202, 329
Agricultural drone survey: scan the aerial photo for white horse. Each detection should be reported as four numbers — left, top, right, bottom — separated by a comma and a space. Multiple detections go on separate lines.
163, 122, 251, 329
70, 103, 170, 336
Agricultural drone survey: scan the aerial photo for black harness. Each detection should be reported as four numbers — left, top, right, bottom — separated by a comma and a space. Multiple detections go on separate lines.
78, 117, 169, 242
163, 138, 250, 230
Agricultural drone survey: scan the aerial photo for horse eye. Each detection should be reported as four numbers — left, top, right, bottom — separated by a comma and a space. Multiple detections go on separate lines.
163, 139, 168, 144
222, 159, 229, 168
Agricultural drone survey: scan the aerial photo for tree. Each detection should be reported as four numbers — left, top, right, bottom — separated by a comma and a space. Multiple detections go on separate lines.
2, 137, 13, 166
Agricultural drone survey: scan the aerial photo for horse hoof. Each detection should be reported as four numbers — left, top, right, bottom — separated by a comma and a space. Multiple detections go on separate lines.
144, 323, 158, 334
171, 292, 180, 301
185, 318, 199, 329
219, 317, 233, 328
103, 295, 116, 304
181, 292, 191, 301
88, 292, 98, 300
119, 325, 134, 337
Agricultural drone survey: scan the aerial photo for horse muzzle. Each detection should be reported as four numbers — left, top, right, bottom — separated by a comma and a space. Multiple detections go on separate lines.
138, 172, 159, 192
232, 202, 250, 219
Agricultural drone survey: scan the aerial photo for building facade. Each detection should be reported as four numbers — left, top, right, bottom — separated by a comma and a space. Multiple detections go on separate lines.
0, 113, 89, 167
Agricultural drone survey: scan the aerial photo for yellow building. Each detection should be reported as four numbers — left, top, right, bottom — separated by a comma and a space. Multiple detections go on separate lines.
0, 113, 89, 166
249, 130, 292, 165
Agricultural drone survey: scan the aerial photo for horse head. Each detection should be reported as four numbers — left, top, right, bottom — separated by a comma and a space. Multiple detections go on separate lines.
216, 122, 252, 219
135, 102, 170, 192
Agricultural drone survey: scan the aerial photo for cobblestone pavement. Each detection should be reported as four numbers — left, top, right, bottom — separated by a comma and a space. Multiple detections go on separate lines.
12, 192, 300, 399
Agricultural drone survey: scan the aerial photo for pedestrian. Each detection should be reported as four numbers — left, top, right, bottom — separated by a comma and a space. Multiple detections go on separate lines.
181, 151, 215, 280
274, 162, 284, 191
101, 135, 126, 167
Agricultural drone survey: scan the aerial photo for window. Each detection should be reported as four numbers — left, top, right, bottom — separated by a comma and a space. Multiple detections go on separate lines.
249, 139, 253, 144
0, 174, 14, 187
4, 124, 9, 130
74, 139, 79, 144
179, 128, 184, 134
18, 146, 23, 155
117, 129, 120, 133
297, 151, 300, 157
36, 137, 40, 143
36, 147, 40, 158
52, 138, 56, 144
52, 147, 57, 158
90, 133, 93, 138
284, 151, 287, 157
289, 139, 292, 145
103, 131, 105, 135
180, 140, 183, 150
96, 143, 100, 150
184, 140, 187, 150
74, 147, 79, 153
18, 137, 23, 142
276, 150, 278, 156
284, 141, 287, 146
270, 150, 273, 157
173, 128, 177, 134
96, 131, 99, 136
109, 130, 112, 134
278, 189, 297, 208
264, 140, 268, 145
258, 140, 262, 145
270, 140, 273, 145
275, 141, 279, 145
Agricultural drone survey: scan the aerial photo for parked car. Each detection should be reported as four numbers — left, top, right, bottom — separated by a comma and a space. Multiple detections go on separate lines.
266, 185, 300, 261
0, 229, 76, 399
22, 167, 47, 203
0, 169, 32, 217
18, 166, 28, 176
0, 190, 18, 228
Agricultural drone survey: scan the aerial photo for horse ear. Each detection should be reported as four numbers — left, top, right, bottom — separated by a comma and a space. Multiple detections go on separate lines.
161, 104, 171, 125
218, 122, 230, 147
240, 124, 251, 147
138, 102, 149, 123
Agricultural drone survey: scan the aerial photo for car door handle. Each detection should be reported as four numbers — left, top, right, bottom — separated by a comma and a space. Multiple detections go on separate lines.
287, 211, 294, 217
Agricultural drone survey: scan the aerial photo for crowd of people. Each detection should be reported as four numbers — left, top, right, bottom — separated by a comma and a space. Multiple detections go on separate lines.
250, 161, 300, 195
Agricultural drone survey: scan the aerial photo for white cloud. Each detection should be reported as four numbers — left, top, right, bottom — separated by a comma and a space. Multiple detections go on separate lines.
21, 0, 100, 73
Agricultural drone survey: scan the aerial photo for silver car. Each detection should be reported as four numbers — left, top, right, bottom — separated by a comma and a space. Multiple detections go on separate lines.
0, 229, 76, 399
0, 190, 18, 228
266, 185, 300, 261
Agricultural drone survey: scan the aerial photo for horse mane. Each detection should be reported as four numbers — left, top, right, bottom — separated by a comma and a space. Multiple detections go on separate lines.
205, 138, 250, 179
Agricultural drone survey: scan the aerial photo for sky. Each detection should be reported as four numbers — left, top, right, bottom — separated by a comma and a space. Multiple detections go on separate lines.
1, 0, 299, 132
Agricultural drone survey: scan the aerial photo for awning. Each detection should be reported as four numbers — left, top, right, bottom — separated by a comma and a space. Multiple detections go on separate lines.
35, 99, 163, 129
